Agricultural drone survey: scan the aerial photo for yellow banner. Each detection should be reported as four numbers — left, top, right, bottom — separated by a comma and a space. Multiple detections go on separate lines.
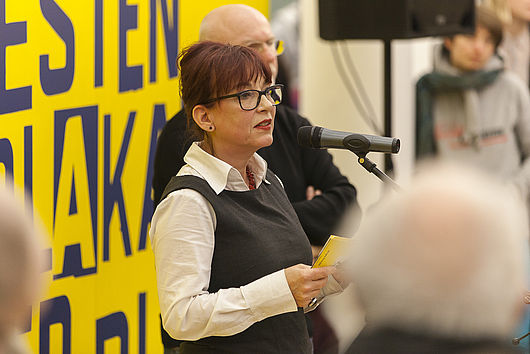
0, 0, 267, 352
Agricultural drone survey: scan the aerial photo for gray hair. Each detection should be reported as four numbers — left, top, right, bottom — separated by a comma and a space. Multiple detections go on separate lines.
349, 162, 528, 339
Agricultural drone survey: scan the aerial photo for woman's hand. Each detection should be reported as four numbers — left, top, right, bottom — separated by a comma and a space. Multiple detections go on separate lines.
284, 264, 335, 307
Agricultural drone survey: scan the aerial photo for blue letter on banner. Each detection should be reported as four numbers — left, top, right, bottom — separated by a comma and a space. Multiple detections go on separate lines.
24, 126, 33, 218
119, 0, 143, 92
54, 106, 98, 278
40, 296, 71, 354
149, 0, 179, 82
138, 104, 166, 251
103, 112, 134, 261
0, 0, 32, 114
96, 312, 129, 354
0, 138, 14, 191
39, 0, 75, 95
94, 0, 103, 87
139, 292, 146, 354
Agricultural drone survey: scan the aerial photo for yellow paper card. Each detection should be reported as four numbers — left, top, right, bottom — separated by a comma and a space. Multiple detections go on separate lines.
312, 235, 352, 268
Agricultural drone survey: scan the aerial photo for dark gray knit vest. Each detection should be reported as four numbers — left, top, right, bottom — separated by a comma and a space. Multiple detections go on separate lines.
160, 169, 313, 354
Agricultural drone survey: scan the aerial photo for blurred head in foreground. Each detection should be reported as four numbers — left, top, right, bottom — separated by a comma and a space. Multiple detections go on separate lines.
0, 190, 45, 352
350, 162, 528, 342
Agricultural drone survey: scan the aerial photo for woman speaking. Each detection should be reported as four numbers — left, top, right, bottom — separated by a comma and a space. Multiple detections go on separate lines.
149, 41, 342, 353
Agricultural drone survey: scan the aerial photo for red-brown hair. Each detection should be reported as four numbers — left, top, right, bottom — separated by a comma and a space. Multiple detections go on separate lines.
177, 41, 272, 138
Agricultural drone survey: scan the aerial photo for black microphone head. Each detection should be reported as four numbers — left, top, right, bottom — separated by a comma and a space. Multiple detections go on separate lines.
297, 126, 323, 148
392, 138, 400, 153
297, 126, 313, 147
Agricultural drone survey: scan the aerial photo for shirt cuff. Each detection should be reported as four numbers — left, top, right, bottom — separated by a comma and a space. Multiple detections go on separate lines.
241, 269, 298, 321
304, 274, 344, 313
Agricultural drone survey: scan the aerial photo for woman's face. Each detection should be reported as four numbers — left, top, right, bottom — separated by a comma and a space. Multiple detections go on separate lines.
207, 77, 276, 156
444, 25, 495, 72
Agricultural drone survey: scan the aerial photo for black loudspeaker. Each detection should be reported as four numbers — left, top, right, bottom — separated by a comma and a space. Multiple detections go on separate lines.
319, 0, 475, 40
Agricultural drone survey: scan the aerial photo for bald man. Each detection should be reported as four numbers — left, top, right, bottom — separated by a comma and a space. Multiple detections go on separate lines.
152, 4, 359, 353
345, 163, 528, 353
198, 5, 279, 79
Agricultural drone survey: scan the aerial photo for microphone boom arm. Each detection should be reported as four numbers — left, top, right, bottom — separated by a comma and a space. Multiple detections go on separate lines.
354, 151, 401, 192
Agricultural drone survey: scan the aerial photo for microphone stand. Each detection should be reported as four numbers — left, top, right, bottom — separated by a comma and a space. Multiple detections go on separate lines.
513, 292, 530, 346
353, 151, 401, 192
512, 331, 529, 346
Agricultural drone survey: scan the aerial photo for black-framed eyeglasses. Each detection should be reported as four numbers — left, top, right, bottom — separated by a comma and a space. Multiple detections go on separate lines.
200, 84, 283, 111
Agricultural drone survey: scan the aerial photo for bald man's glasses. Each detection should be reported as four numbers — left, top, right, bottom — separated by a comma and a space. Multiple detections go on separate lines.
201, 84, 283, 111
246, 39, 284, 56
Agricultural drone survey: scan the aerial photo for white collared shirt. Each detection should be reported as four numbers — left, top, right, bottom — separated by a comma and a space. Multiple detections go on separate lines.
149, 142, 298, 341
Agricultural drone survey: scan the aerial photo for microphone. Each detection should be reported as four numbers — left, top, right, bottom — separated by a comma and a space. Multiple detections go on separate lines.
297, 126, 400, 154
